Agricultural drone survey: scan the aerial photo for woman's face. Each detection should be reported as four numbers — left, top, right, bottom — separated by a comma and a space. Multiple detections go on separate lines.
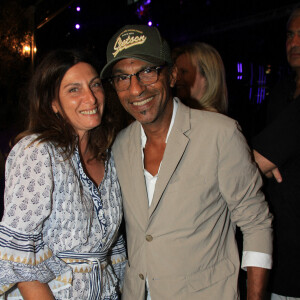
175, 53, 207, 102
52, 62, 105, 140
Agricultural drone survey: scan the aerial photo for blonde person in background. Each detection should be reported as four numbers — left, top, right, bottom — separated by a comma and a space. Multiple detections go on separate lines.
172, 42, 228, 114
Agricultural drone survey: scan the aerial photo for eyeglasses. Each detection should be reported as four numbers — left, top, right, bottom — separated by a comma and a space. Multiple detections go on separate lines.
110, 65, 165, 92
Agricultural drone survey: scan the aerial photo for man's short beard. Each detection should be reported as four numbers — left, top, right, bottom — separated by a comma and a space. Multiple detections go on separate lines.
140, 110, 146, 115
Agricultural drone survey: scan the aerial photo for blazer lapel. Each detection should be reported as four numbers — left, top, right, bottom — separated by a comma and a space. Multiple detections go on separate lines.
149, 101, 191, 217
128, 122, 149, 226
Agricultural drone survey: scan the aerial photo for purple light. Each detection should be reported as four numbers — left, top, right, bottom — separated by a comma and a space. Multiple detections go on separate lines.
237, 62, 242, 74
256, 65, 266, 104
237, 62, 243, 80
75, 24, 80, 29
76, 6, 81, 12
249, 63, 253, 100
148, 21, 152, 26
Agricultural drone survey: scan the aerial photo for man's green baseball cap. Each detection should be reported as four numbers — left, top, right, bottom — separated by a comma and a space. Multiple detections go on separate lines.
100, 24, 173, 79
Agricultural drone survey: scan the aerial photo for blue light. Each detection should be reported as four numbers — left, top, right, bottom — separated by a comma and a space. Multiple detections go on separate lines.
76, 6, 81, 12
75, 24, 80, 29
148, 21, 152, 26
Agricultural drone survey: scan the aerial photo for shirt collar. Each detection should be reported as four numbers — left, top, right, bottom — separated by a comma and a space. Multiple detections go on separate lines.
141, 97, 179, 148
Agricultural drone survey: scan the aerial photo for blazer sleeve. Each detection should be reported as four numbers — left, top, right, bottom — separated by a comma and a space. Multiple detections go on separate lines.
218, 124, 273, 255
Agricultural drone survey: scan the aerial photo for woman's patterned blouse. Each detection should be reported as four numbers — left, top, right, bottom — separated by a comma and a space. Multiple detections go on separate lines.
0, 134, 126, 299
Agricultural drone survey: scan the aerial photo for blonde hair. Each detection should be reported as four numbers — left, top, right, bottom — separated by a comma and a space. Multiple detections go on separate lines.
172, 42, 228, 114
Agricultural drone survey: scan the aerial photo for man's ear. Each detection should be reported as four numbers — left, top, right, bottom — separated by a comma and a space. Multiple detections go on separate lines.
169, 65, 178, 88
51, 99, 59, 114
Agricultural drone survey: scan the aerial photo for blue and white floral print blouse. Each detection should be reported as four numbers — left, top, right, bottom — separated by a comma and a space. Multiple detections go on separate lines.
0, 134, 126, 299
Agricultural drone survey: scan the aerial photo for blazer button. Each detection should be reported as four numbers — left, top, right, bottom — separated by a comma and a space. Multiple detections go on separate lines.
146, 234, 153, 242
139, 273, 144, 280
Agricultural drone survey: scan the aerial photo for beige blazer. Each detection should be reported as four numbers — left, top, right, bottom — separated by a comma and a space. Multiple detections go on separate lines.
113, 100, 272, 300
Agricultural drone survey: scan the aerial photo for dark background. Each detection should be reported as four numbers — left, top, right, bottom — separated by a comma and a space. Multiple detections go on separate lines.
0, 2, 298, 295
1, 0, 298, 137
0, 0, 299, 218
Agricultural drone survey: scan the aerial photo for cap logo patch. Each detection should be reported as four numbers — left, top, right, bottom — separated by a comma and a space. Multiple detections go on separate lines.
113, 29, 147, 57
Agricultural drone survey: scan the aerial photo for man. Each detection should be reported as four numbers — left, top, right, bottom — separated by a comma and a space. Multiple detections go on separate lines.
101, 25, 272, 300
252, 8, 300, 300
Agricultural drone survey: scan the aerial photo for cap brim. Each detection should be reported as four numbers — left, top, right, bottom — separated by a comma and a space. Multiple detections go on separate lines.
100, 54, 166, 79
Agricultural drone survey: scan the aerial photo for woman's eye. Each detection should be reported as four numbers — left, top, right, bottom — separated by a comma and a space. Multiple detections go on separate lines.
69, 87, 78, 93
91, 81, 102, 88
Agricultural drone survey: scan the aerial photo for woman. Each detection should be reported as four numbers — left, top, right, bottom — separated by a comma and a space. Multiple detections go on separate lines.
0, 49, 126, 299
172, 42, 228, 114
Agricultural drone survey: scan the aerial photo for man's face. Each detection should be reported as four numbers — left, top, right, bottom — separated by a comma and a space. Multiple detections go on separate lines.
286, 16, 300, 69
112, 58, 177, 125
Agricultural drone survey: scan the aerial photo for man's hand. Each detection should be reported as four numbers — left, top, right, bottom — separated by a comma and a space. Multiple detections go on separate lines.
247, 267, 269, 300
265, 167, 282, 182
253, 150, 282, 183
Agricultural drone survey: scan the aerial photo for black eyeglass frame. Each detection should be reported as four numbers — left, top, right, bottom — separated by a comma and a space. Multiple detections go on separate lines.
109, 65, 166, 91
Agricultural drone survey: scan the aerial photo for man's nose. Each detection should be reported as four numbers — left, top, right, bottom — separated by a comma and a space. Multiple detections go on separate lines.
128, 75, 146, 96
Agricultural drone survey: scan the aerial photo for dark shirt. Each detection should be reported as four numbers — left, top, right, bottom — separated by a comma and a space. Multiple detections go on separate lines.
253, 77, 300, 297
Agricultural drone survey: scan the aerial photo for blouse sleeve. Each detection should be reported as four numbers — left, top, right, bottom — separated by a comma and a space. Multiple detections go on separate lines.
0, 136, 71, 296
108, 232, 127, 292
